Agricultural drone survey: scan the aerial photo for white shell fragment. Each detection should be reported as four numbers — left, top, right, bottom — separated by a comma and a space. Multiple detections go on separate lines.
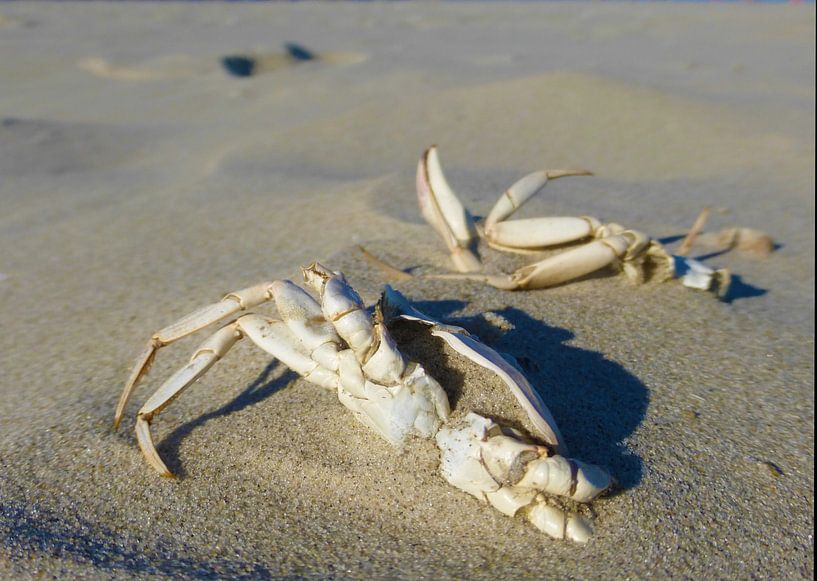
339, 364, 449, 445
672, 255, 731, 298
436, 413, 500, 499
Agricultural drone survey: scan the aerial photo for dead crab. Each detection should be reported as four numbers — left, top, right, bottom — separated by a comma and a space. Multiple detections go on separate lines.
416, 146, 731, 296
115, 263, 613, 542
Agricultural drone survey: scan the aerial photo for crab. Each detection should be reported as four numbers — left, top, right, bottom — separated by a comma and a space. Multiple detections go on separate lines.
114, 263, 613, 542
416, 146, 731, 296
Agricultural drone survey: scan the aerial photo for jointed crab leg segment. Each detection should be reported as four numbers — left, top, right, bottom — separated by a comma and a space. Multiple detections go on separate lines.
115, 280, 277, 429
509, 233, 633, 289
417, 146, 481, 273
135, 323, 243, 477
420, 146, 475, 247
136, 311, 345, 477
238, 314, 338, 389
484, 216, 602, 251
484, 169, 593, 229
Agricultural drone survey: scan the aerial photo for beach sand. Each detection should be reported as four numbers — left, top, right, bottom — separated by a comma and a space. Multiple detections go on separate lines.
0, 2, 813, 578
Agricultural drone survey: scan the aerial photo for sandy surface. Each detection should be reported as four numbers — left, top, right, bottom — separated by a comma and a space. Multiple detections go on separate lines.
0, 2, 813, 578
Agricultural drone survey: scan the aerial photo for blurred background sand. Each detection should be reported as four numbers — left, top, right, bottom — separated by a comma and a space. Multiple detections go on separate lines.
0, 2, 813, 578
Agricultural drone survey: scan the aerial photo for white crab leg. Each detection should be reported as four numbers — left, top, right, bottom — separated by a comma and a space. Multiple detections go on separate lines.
270, 280, 342, 371
238, 314, 338, 389
115, 281, 276, 429
424, 233, 634, 291
483, 216, 601, 250
381, 287, 566, 454
135, 323, 243, 477
484, 169, 593, 229
319, 275, 376, 360
134, 311, 342, 478
421, 146, 476, 246
361, 322, 407, 385
417, 146, 481, 273
510, 234, 631, 289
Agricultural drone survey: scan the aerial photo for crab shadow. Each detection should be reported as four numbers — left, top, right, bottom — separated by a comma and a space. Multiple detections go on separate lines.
157, 361, 297, 478
410, 299, 647, 491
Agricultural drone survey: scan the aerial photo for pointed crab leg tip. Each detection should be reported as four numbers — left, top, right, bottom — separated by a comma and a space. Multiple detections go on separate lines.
135, 416, 174, 478
546, 169, 594, 179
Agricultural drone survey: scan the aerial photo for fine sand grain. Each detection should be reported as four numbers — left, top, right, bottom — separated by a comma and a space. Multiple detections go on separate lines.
0, 2, 813, 578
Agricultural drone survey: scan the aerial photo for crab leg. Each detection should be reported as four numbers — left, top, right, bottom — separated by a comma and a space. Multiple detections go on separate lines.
135, 311, 345, 477
115, 281, 276, 429
429, 233, 636, 291
135, 323, 243, 477
483, 169, 593, 229
239, 315, 339, 389
508, 233, 633, 289
483, 216, 602, 251
417, 146, 481, 273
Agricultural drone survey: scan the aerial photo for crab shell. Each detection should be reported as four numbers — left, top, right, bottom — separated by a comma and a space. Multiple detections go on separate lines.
380, 286, 567, 456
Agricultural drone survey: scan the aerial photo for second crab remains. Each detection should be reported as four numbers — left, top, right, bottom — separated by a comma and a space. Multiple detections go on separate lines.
115, 263, 613, 542
416, 146, 730, 296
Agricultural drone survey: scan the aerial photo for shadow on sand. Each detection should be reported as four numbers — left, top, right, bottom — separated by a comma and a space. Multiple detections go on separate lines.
156, 361, 297, 479
409, 299, 648, 491
2, 502, 271, 578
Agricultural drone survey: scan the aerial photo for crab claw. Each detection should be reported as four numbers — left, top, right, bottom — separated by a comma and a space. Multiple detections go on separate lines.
417, 146, 481, 273
436, 413, 611, 542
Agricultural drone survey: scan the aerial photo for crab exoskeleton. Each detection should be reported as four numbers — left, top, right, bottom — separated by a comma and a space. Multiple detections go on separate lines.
416, 146, 731, 297
115, 264, 613, 542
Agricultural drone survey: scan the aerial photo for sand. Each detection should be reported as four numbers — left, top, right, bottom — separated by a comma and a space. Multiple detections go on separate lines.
0, 2, 813, 578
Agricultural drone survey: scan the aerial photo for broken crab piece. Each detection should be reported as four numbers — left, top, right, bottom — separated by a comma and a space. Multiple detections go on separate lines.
415, 145, 730, 298
436, 413, 610, 543
673, 256, 731, 298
